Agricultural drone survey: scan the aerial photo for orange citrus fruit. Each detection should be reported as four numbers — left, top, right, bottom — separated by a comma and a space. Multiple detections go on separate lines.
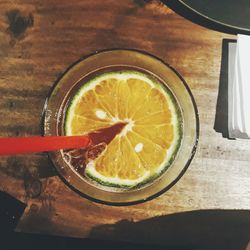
64, 71, 182, 188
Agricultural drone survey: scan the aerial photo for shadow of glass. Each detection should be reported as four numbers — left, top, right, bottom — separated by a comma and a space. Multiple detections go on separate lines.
88, 209, 250, 250
161, 0, 250, 35
214, 39, 236, 138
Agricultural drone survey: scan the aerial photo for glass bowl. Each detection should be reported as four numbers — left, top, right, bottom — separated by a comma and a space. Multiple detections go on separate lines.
43, 49, 199, 205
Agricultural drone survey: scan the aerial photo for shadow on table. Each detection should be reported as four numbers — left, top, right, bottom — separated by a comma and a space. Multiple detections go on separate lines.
161, 0, 249, 35
89, 209, 250, 250
213, 38, 236, 138
0, 191, 182, 250
1, 191, 250, 250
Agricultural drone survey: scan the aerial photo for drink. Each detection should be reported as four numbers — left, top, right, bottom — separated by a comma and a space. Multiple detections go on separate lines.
43, 50, 198, 204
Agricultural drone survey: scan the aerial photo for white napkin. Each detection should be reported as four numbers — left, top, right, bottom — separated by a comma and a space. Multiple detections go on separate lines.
228, 34, 250, 139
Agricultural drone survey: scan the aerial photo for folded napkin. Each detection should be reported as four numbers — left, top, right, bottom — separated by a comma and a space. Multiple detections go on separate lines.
228, 34, 250, 139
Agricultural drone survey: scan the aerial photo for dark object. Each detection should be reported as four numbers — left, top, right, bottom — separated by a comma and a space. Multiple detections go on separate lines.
0, 191, 26, 232
2, 233, 188, 250
89, 209, 250, 250
163, 0, 250, 34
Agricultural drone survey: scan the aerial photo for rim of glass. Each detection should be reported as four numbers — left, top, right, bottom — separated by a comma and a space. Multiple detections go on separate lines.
42, 49, 199, 205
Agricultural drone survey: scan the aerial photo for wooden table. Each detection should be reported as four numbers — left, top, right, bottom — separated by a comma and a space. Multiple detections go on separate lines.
1, 0, 250, 248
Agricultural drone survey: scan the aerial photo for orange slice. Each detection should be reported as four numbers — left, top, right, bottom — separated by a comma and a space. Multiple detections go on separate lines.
65, 71, 182, 188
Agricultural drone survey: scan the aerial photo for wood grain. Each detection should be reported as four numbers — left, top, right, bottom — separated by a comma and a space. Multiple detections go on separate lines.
0, 0, 250, 245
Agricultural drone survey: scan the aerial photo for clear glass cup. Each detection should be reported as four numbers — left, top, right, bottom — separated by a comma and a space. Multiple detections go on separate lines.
43, 49, 199, 205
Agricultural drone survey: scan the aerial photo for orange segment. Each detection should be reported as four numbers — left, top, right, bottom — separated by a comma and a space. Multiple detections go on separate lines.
126, 131, 167, 172
116, 80, 130, 119
94, 79, 119, 117
95, 136, 146, 180
70, 116, 110, 135
131, 88, 170, 120
74, 89, 112, 121
126, 78, 152, 118
135, 110, 172, 125
133, 124, 173, 149
95, 137, 121, 178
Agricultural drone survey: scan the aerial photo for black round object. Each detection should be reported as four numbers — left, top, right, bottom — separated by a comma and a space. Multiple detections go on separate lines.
163, 0, 250, 34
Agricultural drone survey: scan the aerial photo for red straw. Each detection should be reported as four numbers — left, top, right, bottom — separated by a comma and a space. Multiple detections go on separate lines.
0, 136, 91, 155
